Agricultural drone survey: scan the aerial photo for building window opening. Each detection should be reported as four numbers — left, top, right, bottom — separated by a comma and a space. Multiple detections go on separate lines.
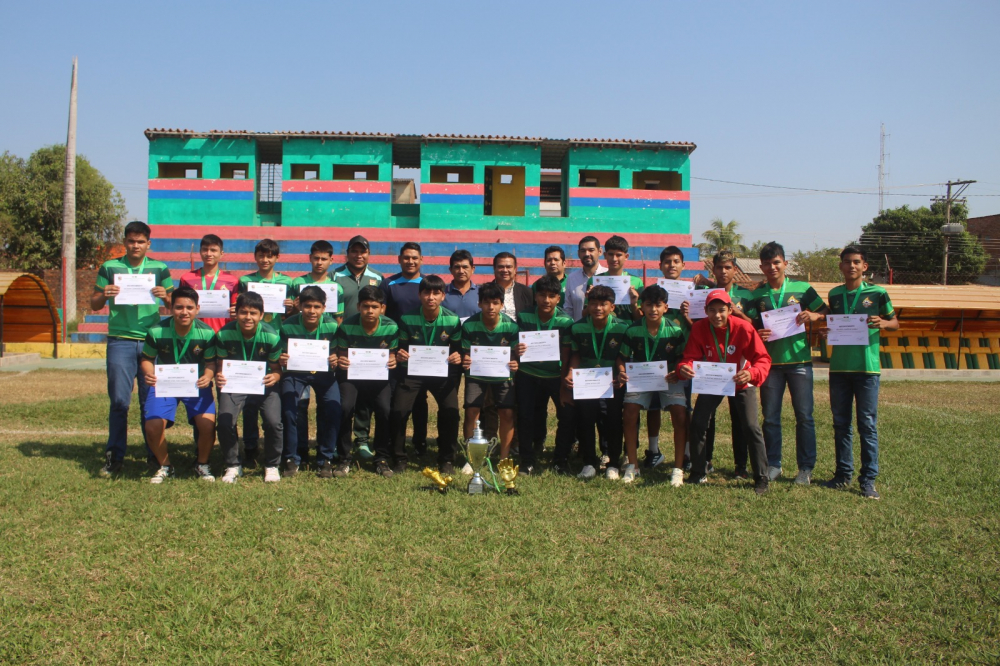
540, 171, 562, 217
579, 169, 619, 188
429, 166, 473, 184
158, 162, 202, 179
631, 170, 681, 191
258, 163, 282, 215
333, 164, 379, 181
291, 164, 320, 180
221, 163, 249, 179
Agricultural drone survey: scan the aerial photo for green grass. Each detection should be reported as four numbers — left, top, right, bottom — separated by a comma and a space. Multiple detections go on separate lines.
1, 371, 999, 664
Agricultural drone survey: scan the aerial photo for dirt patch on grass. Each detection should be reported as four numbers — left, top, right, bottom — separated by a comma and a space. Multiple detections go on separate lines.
0, 370, 108, 404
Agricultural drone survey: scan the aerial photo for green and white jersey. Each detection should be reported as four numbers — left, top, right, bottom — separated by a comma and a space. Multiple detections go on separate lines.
585, 272, 644, 320
619, 314, 689, 366
236, 271, 295, 326
291, 274, 345, 317
749, 278, 825, 366
214, 321, 282, 364
335, 314, 399, 355
828, 283, 895, 374
531, 275, 567, 308
94, 256, 174, 340
141, 318, 216, 373
516, 307, 574, 379
568, 315, 630, 369
461, 312, 519, 383
279, 313, 339, 375
397, 306, 463, 372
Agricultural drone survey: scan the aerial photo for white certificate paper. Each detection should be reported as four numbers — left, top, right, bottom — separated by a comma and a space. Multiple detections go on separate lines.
519, 330, 561, 363
408, 345, 449, 377
248, 282, 288, 314
347, 348, 390, 381
593, 275, 631, 305
196, 289, 230, 319
761, 303, 805, 341
687, 289, 710, 319
286, 339, 330, 372
470, 345, 511, 378
313, 283, 339, 313
826, 315, 871, 346
220, 360, 266, 395
657, 279, 694, 310
572, 367, 614, 400
114, 273, 156, 305
692, 361, 737, 397
626, 361, 670, 393
154, 363, 199, 398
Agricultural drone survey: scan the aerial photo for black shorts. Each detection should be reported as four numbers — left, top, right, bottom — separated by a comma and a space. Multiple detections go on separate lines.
464, 378, 515, 409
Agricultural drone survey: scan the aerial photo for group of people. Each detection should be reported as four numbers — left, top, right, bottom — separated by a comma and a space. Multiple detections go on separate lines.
95, 221, 895, 497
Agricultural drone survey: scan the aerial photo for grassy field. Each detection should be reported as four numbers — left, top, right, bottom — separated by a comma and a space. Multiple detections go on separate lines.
1, 370, 998, 664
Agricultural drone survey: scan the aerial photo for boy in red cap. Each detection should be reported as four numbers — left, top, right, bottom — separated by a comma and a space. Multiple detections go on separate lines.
676, 289, 772, 494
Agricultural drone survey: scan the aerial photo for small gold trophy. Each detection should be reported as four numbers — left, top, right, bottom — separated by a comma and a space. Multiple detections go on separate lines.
421, 467, 453, 494
459, 420, 498, 494
497, 458, 519, 495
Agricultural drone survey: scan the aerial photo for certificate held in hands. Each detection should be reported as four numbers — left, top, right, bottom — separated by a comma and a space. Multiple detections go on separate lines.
470, 345, 511, 378
687, 290, 710, 319
347, 348, 390, 381
220, 360, 266, 395
196, 289, 230, 319
625, 362, 669, 393
248, 282, 287, 314
287, 339, 330, 372
154, 363, 199, 398
593, 275, 631, 305
408, 345, 449, 377
826, 315, 871, 346
657, 279, 694, 310
114, 273, 156, 305
519, 330, 560, 363
572, 367, 613, 400
691, 361, 737, 397
761, 303, 805, 341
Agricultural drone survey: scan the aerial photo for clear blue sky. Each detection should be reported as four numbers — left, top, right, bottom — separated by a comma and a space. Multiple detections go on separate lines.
3, 0, 998, 252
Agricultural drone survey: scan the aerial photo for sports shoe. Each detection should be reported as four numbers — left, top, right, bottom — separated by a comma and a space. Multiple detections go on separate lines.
281, 459, 299, 479
824, 474, 851, 489
670, 467, 684, 488
461, 462, 474, 475
794, 468, 812, 485
685, 474, 707, 485
599, 455, 610, 471
439, 462, 455, 476
755, 480, 769, 495
521, 465, 534, 476
332, 462, 351, 478
767, 466, 782, 481
195, 463, 215, 482
221, 466, 241, 484
263, 467, 281, 483
860, 481, 880, 500
622, 464, 640, 484
643, 451, 665, 469
356, 444, 375, 460
316, 461, 334, 479
683, 457, 692, 472
376, 461, 394, 478
734, 468, 750, 480
577, 465, 597, 480
391, 461, 406, 475
605, 467, 620, 481
99, 451, 123, 478
706, 462, 715, 475
150, 465, 173, 485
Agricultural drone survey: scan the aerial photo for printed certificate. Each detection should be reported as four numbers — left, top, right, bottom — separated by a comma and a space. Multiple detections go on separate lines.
248, 282, 287, 314
286, 339, 330, 372
313, 283, 339, 313
470, 345, 511, 379
519, 330, 561, 363
761, 303, 805, 341
692, 361, 737, 397
687, 289, 710, 319
220, 360, 266, 395
113, 273, 156, 305
154, 363, 199, 398
347, 348, 390, 381
826, 315, 871, 346
196, 289, 230, 319
593, 275, 631, 305
625, 361, 670, 393
657, 279, 694, 310
572, 367, 614, 400
407, 345, 449, 377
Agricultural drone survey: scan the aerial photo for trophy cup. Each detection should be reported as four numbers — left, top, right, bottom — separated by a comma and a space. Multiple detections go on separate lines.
460, 420, 498, 494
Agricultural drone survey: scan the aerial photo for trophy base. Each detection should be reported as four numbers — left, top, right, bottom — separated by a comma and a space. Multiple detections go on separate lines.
468, 473, 486, 494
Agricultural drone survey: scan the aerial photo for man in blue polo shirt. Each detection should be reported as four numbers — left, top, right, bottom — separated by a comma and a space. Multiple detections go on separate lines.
443, 249, 480, 321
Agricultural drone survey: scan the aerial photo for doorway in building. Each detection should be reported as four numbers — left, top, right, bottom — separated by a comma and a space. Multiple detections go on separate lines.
484, 166, 525, 216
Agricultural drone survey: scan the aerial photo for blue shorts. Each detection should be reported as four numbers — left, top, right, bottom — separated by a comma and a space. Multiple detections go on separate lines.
624, 380, 688, 410
144, 385, 216, 428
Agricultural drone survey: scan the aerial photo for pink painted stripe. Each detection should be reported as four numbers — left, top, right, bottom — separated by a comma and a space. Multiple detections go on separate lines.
568, 188, 689, 201
421, 183, 485, 195
524, 186, 540, 196
149, 178, 255, 191
282, 180, 391, 194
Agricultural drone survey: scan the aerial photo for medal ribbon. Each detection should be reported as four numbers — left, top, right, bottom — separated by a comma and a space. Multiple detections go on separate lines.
590, 321, 612, 363
643, 317, 665, 362
172, 323, 194, 365
241, 324, 261, 361
422, 309, 442, 346
710, 323, 731, 363
767, 279, 787, 311
125, 256, 147, 275
201, 269, 219, 290
844, 283, 865, 315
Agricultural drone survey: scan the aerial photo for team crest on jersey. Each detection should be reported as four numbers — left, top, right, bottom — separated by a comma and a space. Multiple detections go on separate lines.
862, 297, 873, 308
727, 345, 737, 355
368, 279, 378, 286
500, 338, 508, 346
787, 296, 799, 305
193, 345, 202, 356
759, 299, 768, 310
734, 302, 743, 310
380, 341, 388, 348
608, 338, 619, 348
440, 332, 450, 342
664, 344, 674, 353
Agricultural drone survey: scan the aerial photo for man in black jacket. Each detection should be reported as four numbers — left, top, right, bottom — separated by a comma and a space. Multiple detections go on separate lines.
490, 252, 534, 318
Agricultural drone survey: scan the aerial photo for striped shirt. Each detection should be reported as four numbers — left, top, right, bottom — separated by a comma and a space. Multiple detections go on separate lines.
568, 316, 631, 368
619, 314, 689, 366
214, 321, 283, 364
291, 275, 346, 318
461, 312, 519, 383
95, 256, 174, 340
335, 314, 399, 354
141, 318, 216, 373
237, 271, 295, 327
516, 307, 574, 379
397, 306, 463, 371
280, 313, 339, 375
585, 272, 644, 320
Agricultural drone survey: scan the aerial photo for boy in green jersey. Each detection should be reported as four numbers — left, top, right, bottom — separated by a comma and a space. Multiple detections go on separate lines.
278, 286, 341, 479
334, 286, 399, 478
751, 242, 828, 485
616, 285, 689, 486
93, 221, 174, 477
214, 292, 284, 483
561, 285, 630, 480
139, 288, 217, 484
824, 246, 896, 500
461, 282, 520, 461
515, 275, 575, 474
585, 235, 643, 322
390, 275, 464, 475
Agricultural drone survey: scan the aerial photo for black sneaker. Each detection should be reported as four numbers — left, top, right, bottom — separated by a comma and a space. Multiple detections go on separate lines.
439, 462, 455, 476
643, 451, 665, 469
316, 461, 334, 479
685, 475, 707, 485
734, 468, 750, 480
706, 462, 715, 475
332, 462, 351, 478
683, 458, 692, 472
825, 474, 851, 489
755, 480, 769, 495
281, 459, 299, 478
860, 480, 880, 500
99, 451, 123, 478
375, 461, 394, 478
391, 461, 406, 475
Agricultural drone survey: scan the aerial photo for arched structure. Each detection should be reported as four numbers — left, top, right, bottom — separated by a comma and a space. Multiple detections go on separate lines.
0, 272, 61, 359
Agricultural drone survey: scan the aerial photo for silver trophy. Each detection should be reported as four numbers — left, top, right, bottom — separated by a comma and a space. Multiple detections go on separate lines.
460, 420, 498, 494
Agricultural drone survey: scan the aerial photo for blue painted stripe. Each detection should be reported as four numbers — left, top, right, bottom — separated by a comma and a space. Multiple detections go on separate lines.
421, 194, 484, 205
282, 192, 390, 203
525, 196, 540, 206
149, 190, 254, 201
569, 198, 690, 209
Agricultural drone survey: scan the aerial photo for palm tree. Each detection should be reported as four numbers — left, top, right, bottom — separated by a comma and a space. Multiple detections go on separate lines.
697, 218, 747, 258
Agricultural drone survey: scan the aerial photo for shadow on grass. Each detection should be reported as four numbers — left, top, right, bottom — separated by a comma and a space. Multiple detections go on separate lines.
15, 439, 162, 480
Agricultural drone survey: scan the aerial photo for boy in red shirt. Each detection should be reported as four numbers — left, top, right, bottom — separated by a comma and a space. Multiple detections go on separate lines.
677, 290, 772, 494
178, 234, 239, 333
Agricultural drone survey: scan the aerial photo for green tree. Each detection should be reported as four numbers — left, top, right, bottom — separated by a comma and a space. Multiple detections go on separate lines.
855, 202, 987, 284
0, 145, 126, 271
743, 240, 769, 260
791, 246, 842, 282
697, 218, 747, 258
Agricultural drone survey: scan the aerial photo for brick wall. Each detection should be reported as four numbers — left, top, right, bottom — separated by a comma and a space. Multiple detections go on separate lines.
34, 269, 99, 319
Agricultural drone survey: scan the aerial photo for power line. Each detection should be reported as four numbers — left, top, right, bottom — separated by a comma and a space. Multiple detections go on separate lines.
691, 176, 1000, 197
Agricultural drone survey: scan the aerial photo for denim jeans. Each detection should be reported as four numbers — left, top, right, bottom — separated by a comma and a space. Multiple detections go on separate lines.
760, 364, 816, 470
281, 374, 341, 465
105, 337, 151, 462
829, 373, 880, 483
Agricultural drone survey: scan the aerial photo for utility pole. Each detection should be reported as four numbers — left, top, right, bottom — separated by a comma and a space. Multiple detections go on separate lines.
933, 179, 975, 285
60, 57, 78, 342
878, 123, 889, 214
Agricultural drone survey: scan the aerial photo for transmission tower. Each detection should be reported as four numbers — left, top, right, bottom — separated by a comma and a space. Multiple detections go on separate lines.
878, 123, 889, 214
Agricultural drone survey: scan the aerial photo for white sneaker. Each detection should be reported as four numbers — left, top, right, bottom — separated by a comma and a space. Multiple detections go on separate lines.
577, 464, 597, 480
621, 464, 639, 484
600, 455, 611, 470
671, 467, 684, 488
767, 466, 782, 481
221, 466, 241, 484
195, 463, 215, 482
150, 466, 173, 485
605, 467, 620, 481
263, 467, 281, 483
461, 462, 474, 476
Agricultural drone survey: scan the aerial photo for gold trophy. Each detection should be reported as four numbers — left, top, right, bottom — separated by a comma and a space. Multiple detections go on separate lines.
497, 458, 519, 495
460, 420, 498, 494
421, 467, 453, 494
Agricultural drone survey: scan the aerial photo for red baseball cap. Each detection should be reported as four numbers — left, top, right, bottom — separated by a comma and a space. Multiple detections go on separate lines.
705, 289, 732, 306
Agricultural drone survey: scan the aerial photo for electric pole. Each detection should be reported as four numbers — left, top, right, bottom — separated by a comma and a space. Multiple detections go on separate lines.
61, 57, 78, 341
878, 123, 889, 214
933, 179, 975, 285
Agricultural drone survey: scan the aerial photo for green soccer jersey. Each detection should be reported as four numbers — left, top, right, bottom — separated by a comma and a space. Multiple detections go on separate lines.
461, 312, 519, 382
532, 275, 567, 308
619, 314, 689, 366
335, 314, 399, 354
280, 313, 339, 375
568, 315, 631, 368
237, 271, 295, 326
828, 283, 895, 374
516, 307, 574, 379
750, 278, 825, 365
142, 318, 216, 373
291, 274, 346, 318
94, 256, 174, 340
397, 306, 463, 371
585, 272, 644, 320
214, 321, 282, 364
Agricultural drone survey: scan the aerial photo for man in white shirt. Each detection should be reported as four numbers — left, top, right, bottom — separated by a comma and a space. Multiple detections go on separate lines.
564, 235, 608, 321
